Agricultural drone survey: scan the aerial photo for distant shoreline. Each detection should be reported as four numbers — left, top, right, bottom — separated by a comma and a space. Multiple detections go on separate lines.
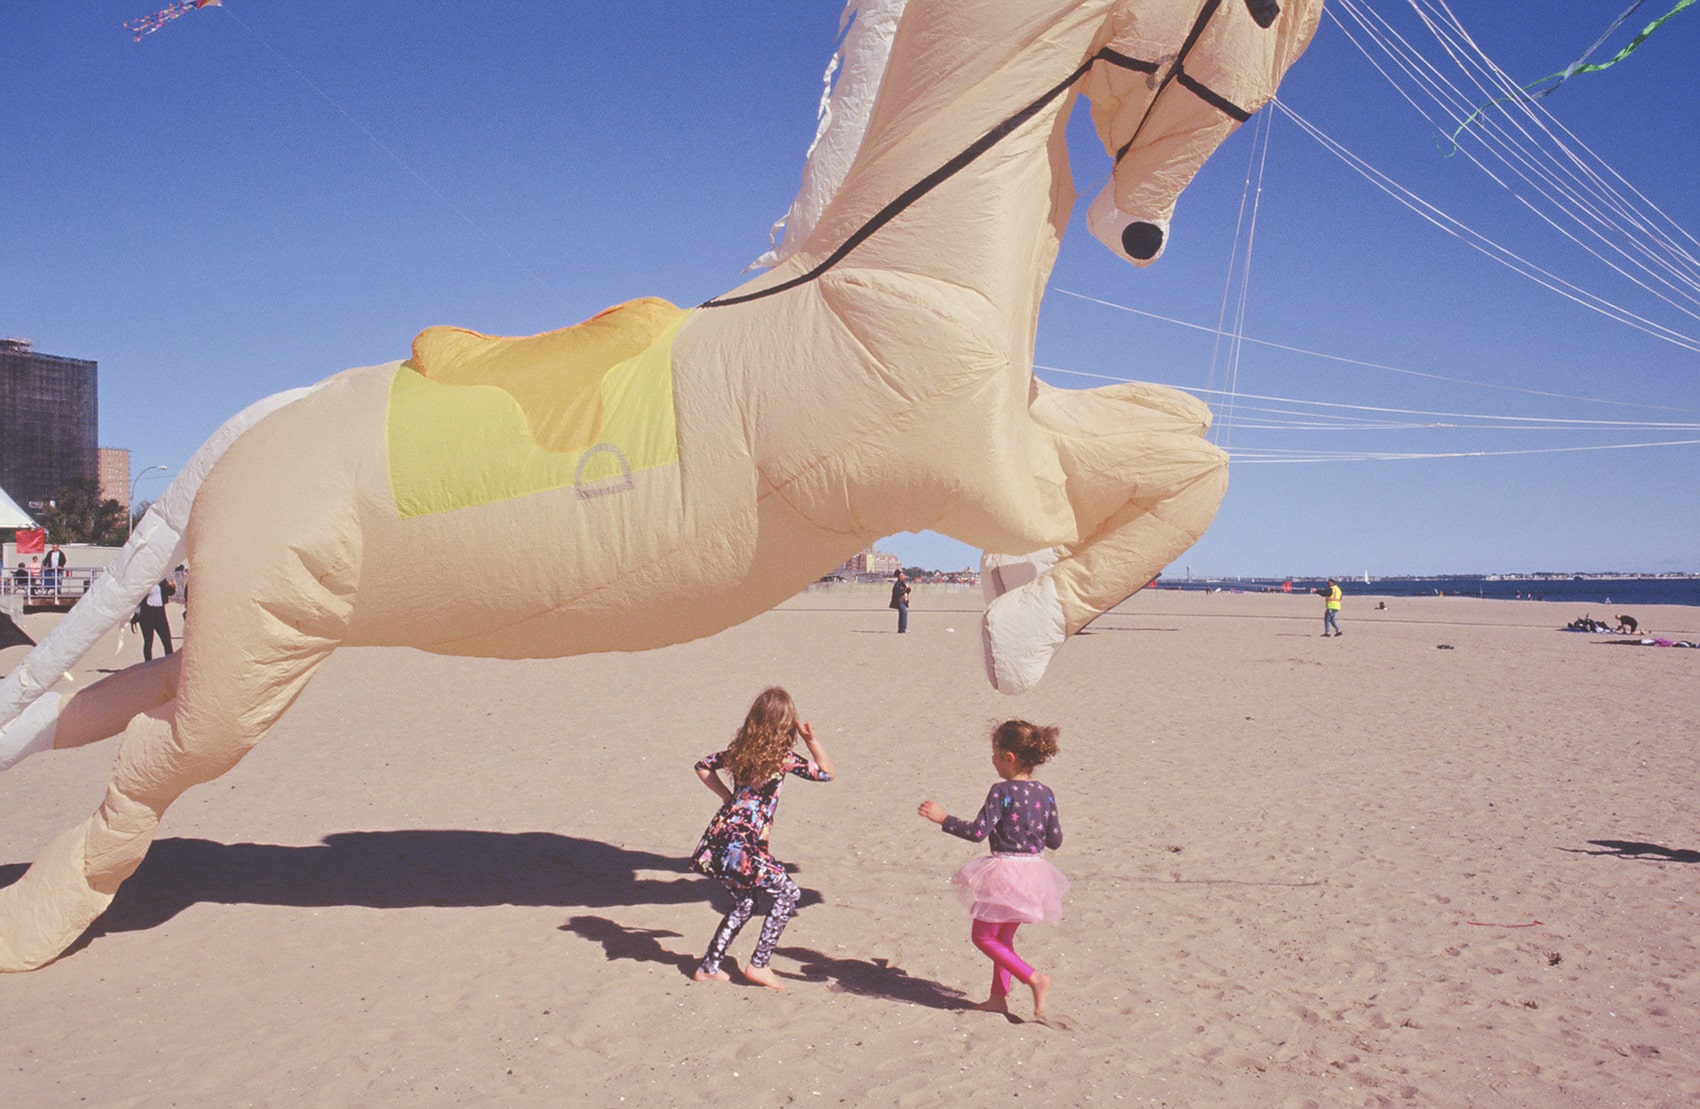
1153, 573, 1700, 609
1168, 572, 1700, 583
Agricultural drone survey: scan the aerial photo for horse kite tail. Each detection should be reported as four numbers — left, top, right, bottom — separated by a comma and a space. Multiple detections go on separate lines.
0, 385, 323, 771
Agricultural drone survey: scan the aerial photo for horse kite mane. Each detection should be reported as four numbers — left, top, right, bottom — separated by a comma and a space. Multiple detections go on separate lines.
753, 0, 909, 272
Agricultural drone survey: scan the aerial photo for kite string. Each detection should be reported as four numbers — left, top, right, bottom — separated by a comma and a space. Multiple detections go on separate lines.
1441, 0, 1647, 148
1038, 358, 1700, 462
1209, 10, 1321, 449
1225, 108, 1278, 445
1207, 112, 1266, 449
1327, 1, 1700, 326
1412, 0, 1700, 297
1333, 0, 1700, 306
1424, 0, 1700, 284
1448, 0, 1697, 148
1224, 438, 1700, 463
1038, 361, 1700, 429
1053, 289, 1700, 413
1275, 101, 1700, 353
1336, 2, 1700, 313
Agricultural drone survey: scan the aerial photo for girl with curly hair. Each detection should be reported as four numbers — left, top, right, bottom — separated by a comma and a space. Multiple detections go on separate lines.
690, 687, 835, 990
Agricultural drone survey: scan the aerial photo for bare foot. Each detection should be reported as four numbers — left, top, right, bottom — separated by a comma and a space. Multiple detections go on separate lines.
692, 968, 731, 983
741, 963, 787, 992
969, 995, 1011, 1013
1029, 972, 1051, 1020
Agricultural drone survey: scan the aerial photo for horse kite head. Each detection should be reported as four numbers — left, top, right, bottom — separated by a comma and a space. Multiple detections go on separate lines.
757, 0, 1321, 281
1081, 0, 1322, 266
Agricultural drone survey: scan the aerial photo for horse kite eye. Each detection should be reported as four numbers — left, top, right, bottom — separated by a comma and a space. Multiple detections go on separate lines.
1121, 221, 1165, 261
1245, 0, 1281, 29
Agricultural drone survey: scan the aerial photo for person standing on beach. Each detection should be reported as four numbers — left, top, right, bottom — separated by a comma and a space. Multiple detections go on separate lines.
131, 579, 176, 661
43, 544, 66, 595
1320, 578, 1343, 637
889, 570, 911, 633
918, 719, 1066, 1022
690, 687, 835, 991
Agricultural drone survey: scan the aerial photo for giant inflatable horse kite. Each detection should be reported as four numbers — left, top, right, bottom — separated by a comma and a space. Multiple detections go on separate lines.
0, 0, 1319, 969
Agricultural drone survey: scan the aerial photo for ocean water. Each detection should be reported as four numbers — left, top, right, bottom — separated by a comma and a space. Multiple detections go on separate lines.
1160, 576, 1700, 609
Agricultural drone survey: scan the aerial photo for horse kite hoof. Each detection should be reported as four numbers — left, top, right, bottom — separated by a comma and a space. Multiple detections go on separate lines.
981, 550, 1067, 694
0, 818, 117, 972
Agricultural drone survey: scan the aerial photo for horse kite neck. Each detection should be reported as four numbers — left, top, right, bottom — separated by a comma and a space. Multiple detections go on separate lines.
710, 0, 1107, 318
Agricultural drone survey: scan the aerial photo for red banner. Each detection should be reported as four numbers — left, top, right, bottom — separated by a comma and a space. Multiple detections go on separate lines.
14, 529, 45, 554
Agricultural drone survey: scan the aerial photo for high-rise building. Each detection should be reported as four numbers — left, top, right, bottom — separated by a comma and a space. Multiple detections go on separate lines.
99, 447, 131, 506
0, 339, 99, 512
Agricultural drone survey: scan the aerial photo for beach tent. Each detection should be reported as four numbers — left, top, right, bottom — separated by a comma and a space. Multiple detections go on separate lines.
0, 485, 35, 531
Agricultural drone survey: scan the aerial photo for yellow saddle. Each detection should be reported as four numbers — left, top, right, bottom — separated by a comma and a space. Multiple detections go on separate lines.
386, 297, 689, 518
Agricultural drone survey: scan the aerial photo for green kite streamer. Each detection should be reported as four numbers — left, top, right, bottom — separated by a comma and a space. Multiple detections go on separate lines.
1444, 0, 1695, 155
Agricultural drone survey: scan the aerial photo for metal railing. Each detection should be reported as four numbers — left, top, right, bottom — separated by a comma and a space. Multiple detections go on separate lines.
3, 565, 188, 610
2, 566, 101, 599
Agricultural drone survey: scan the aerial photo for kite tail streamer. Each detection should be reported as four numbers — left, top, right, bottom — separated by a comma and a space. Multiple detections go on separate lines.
1443, 0, 1694, 155
0, 386, 319, 771
124, 0, 221, 43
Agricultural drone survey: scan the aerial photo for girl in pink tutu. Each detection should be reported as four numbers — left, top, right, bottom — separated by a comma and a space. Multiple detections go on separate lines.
918, 719, 1066, 1020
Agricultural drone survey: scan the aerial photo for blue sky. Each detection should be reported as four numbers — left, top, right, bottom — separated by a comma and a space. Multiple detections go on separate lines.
6, 1, 1697, 577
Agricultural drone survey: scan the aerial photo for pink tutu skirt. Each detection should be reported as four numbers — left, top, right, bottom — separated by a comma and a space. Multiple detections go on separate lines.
951, 852, 1068, 923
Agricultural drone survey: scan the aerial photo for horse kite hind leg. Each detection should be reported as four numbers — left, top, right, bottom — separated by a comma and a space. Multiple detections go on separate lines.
0, 584, 351, 970
0, 442, 358, 971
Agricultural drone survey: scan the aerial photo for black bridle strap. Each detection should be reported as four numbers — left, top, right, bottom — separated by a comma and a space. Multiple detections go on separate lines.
1113, 0, 1242, 161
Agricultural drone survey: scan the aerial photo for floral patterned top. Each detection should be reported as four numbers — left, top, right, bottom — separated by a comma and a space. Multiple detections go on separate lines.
690, 750, 831, 887
941, 779, 1063, 855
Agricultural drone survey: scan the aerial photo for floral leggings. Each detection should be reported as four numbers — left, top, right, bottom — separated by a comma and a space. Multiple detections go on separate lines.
699, 869, 801, 975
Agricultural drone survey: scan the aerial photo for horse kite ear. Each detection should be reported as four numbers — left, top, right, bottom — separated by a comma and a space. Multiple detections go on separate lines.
1245, 0, 1281, 30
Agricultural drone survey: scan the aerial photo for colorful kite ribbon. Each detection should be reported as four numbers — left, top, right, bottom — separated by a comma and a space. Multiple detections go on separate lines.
125, 0, 221, 43
1445, 0, 1695, 153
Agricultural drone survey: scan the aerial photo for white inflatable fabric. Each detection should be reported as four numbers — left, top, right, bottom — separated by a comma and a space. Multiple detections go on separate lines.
0, 0, 1320, 970
0, 386, 320, 771
753, 0, 909, 270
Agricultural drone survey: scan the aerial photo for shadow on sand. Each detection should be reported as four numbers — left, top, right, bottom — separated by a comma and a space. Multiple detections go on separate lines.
773, 945, 972, 1009
556, 918, 971, 1008
559, 915, 700, 976
1566, 839, 1700, 864
0, 830, 822, 949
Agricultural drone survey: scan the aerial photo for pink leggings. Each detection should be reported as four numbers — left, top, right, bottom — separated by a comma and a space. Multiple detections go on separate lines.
971, 919, 1035, 997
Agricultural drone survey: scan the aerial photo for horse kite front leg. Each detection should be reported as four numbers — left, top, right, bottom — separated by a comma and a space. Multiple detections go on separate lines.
981, 379, 1227, 693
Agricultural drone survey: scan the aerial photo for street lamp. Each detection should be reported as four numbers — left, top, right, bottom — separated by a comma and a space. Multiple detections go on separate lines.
127, 465, 169, 539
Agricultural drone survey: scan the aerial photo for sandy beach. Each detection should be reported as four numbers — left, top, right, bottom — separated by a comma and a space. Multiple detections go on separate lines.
1, 586, 1696, 1104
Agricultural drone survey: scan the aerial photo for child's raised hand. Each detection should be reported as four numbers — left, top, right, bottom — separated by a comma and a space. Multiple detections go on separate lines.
797, 720, 836, 778
918, 799, 947, 825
